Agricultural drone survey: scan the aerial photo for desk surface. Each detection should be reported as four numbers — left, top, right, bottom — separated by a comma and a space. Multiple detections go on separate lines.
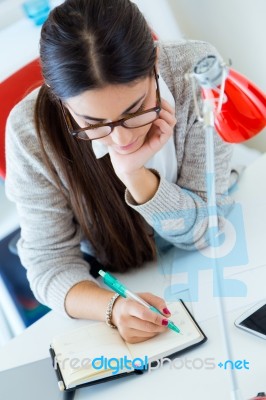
1, 302, 266, 400
1, 153, 266, 399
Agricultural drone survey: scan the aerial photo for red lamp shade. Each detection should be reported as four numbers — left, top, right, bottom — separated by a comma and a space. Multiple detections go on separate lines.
194, 55, 266, 143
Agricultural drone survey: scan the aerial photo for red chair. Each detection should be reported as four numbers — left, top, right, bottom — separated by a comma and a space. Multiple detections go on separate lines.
0, 59, 49, 332
0, 58, 43, 179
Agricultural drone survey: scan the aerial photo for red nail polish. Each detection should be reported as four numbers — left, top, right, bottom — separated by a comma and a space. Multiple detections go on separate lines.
163, 307, 171, 315
162, 319, 168, 326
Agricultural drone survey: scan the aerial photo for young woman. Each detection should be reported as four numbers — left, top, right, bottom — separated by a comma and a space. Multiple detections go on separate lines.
5, 0, 233, 343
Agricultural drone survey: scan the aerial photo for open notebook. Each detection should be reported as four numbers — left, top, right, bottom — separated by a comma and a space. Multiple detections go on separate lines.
50, 300, 206, 391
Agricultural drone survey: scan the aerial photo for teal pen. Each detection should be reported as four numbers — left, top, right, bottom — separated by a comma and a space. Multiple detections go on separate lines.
99, 269, 181, 334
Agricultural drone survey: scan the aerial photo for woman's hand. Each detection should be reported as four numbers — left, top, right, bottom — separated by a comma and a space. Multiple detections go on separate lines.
108, 98, 177, 180
111, 292, 172, 344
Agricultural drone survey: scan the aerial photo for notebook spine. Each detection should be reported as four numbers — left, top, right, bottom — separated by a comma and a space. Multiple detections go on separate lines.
49, 346, 66, 391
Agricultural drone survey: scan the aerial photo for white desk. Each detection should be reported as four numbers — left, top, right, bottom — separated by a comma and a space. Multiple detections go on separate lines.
1, 154, 266, 400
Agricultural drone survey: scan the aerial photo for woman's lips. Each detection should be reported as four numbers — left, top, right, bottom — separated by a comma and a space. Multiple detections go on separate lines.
115, 138, 138, 151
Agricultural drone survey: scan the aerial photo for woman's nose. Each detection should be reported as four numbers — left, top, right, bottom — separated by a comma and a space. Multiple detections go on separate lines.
111, 126, 134, 146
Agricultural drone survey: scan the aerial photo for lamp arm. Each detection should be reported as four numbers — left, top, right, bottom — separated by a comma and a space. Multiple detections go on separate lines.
190, 52, 266, 400
203, 98, 243, 400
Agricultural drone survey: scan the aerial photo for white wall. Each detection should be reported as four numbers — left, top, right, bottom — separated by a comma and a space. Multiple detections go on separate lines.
0, 0, 62, 29
132, 0, 183, 41
0, 0, 24, 28
168, 0, 266, 152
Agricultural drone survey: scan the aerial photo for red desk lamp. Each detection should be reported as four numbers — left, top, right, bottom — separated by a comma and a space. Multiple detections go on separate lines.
187, 55, 266, 400
193, 55, 266, 143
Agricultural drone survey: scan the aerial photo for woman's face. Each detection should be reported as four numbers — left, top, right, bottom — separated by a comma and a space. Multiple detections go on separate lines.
65, 74, 156, 155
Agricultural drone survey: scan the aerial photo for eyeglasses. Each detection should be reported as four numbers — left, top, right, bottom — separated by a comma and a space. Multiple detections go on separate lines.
59, 67, 161, 141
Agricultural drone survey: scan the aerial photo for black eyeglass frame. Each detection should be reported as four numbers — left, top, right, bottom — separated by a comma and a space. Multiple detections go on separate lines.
59, 67, 161, 141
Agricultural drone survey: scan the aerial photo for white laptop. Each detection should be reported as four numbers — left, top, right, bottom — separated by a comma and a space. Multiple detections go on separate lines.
0, 357, 76, 400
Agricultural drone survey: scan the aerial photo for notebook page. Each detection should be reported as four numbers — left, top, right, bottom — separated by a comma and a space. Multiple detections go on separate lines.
126, 301, 203, 361
52, 323, 132, 387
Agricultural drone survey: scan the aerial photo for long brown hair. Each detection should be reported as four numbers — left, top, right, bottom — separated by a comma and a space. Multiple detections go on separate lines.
35, 0, 157, 272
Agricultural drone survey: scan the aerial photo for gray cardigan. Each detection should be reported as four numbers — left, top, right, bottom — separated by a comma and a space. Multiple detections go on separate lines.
5, 40, 233, 317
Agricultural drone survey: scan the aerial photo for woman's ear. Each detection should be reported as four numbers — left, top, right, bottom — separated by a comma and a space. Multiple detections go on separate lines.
150, 29, 159, 42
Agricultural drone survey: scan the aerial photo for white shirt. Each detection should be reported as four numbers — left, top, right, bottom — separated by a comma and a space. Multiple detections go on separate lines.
91, 74, 178, 184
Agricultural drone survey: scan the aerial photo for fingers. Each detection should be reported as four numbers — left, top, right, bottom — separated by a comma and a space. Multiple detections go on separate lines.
112, 293, 172, 344
139, 292, 171, 318
114, 302, 167, 344
119, 298, 168, 328
152, 118, 174, 137
160, 97, 175, 114
150, 98, 176, 136
159, 109, 177, 128
159, 100, 177, 127
128, 293, 171, 328
127, 315, 168, 333
122, 328, 160, 344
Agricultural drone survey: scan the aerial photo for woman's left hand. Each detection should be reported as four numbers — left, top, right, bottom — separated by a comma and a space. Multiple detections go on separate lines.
108, 98, 177, 181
